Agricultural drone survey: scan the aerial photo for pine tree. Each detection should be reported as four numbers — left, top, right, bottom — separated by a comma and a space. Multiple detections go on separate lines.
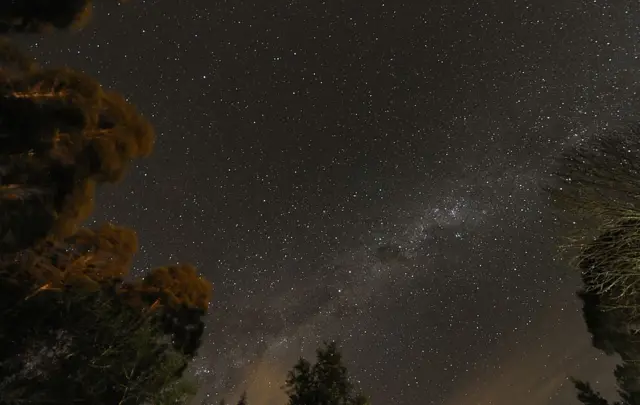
572, 379, 615, 405
284, 342, 369, 405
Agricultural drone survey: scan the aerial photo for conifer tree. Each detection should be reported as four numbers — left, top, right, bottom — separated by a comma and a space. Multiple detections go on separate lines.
284, 342, 369, 405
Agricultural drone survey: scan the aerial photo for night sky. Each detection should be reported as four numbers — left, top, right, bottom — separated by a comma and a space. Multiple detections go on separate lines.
23, 0, 640, 404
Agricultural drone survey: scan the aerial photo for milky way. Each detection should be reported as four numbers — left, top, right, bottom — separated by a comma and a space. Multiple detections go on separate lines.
25, 0, 640, 404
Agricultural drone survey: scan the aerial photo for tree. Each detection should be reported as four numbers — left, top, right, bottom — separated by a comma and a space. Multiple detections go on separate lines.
0, 0, 130, 33
549, 126, 640, 405
0, 284, 197, 404
548, 126, 640, 222
572, 359, 640, 405
0, 39, 155, 252
0, 0, 91, 33
123, 263, 212, 357
0, 2, 212, 403
547, 127, 640, 312
284, 342, 369, 405
572, 379, 615, 405
0, 224, 211, 405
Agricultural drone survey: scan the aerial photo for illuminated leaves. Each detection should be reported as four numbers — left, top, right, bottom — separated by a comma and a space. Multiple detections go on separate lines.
0, 46, 154, 251
138, 264, 212, 311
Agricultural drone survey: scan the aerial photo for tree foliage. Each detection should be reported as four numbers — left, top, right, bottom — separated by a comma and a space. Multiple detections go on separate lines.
284, 342, 369, 405
572, 379, 616, 405
548, 127, 640, 304
0, 224, 212, 404
549, 126, 640, 405
0, 284, 197, 405
0, 0, 92, 33
0, 39, 155, 252
0, 0, 131, 33
0, 2, 210, 403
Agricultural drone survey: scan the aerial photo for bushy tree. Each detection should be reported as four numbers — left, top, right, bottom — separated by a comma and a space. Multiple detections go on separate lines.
0, 285, 196, 405
0, 39, 154, 252
0, 2, 210, 402
548, 127, 640, 310
549, 126, 640, 405
284, 342, 369, 405
0, 224, 212, 405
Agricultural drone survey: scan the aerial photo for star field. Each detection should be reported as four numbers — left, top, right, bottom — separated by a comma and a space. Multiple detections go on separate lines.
25, 0, 640, 404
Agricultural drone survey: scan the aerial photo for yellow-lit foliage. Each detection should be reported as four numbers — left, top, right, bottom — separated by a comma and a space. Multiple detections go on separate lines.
68, 2, 93, 31
54, 180, 96, 238
66, 223, 138, 281
0, 44, 155, 248
89, 91, 155, 182
137, 264, 212, 311
12, 224, 138, 293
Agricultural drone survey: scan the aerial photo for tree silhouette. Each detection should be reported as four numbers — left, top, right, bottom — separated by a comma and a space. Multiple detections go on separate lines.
572, 379, 615, 405
572, 359, 640, 405
0, 284, 197, 404
0, 0, 130, 33
284, 342, 369, 405
0, 225, 211, 404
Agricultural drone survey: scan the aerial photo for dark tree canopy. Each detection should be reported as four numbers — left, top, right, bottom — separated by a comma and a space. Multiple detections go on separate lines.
0, 286, 196, 405
0, 224, 211, 404
284, 342, 369, 405
0, 0, 130, 33
572, 379, 616, 405
0, 0, 91, 33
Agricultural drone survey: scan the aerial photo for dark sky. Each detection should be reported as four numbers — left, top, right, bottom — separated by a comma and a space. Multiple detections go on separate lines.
26, 0, 640, 403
